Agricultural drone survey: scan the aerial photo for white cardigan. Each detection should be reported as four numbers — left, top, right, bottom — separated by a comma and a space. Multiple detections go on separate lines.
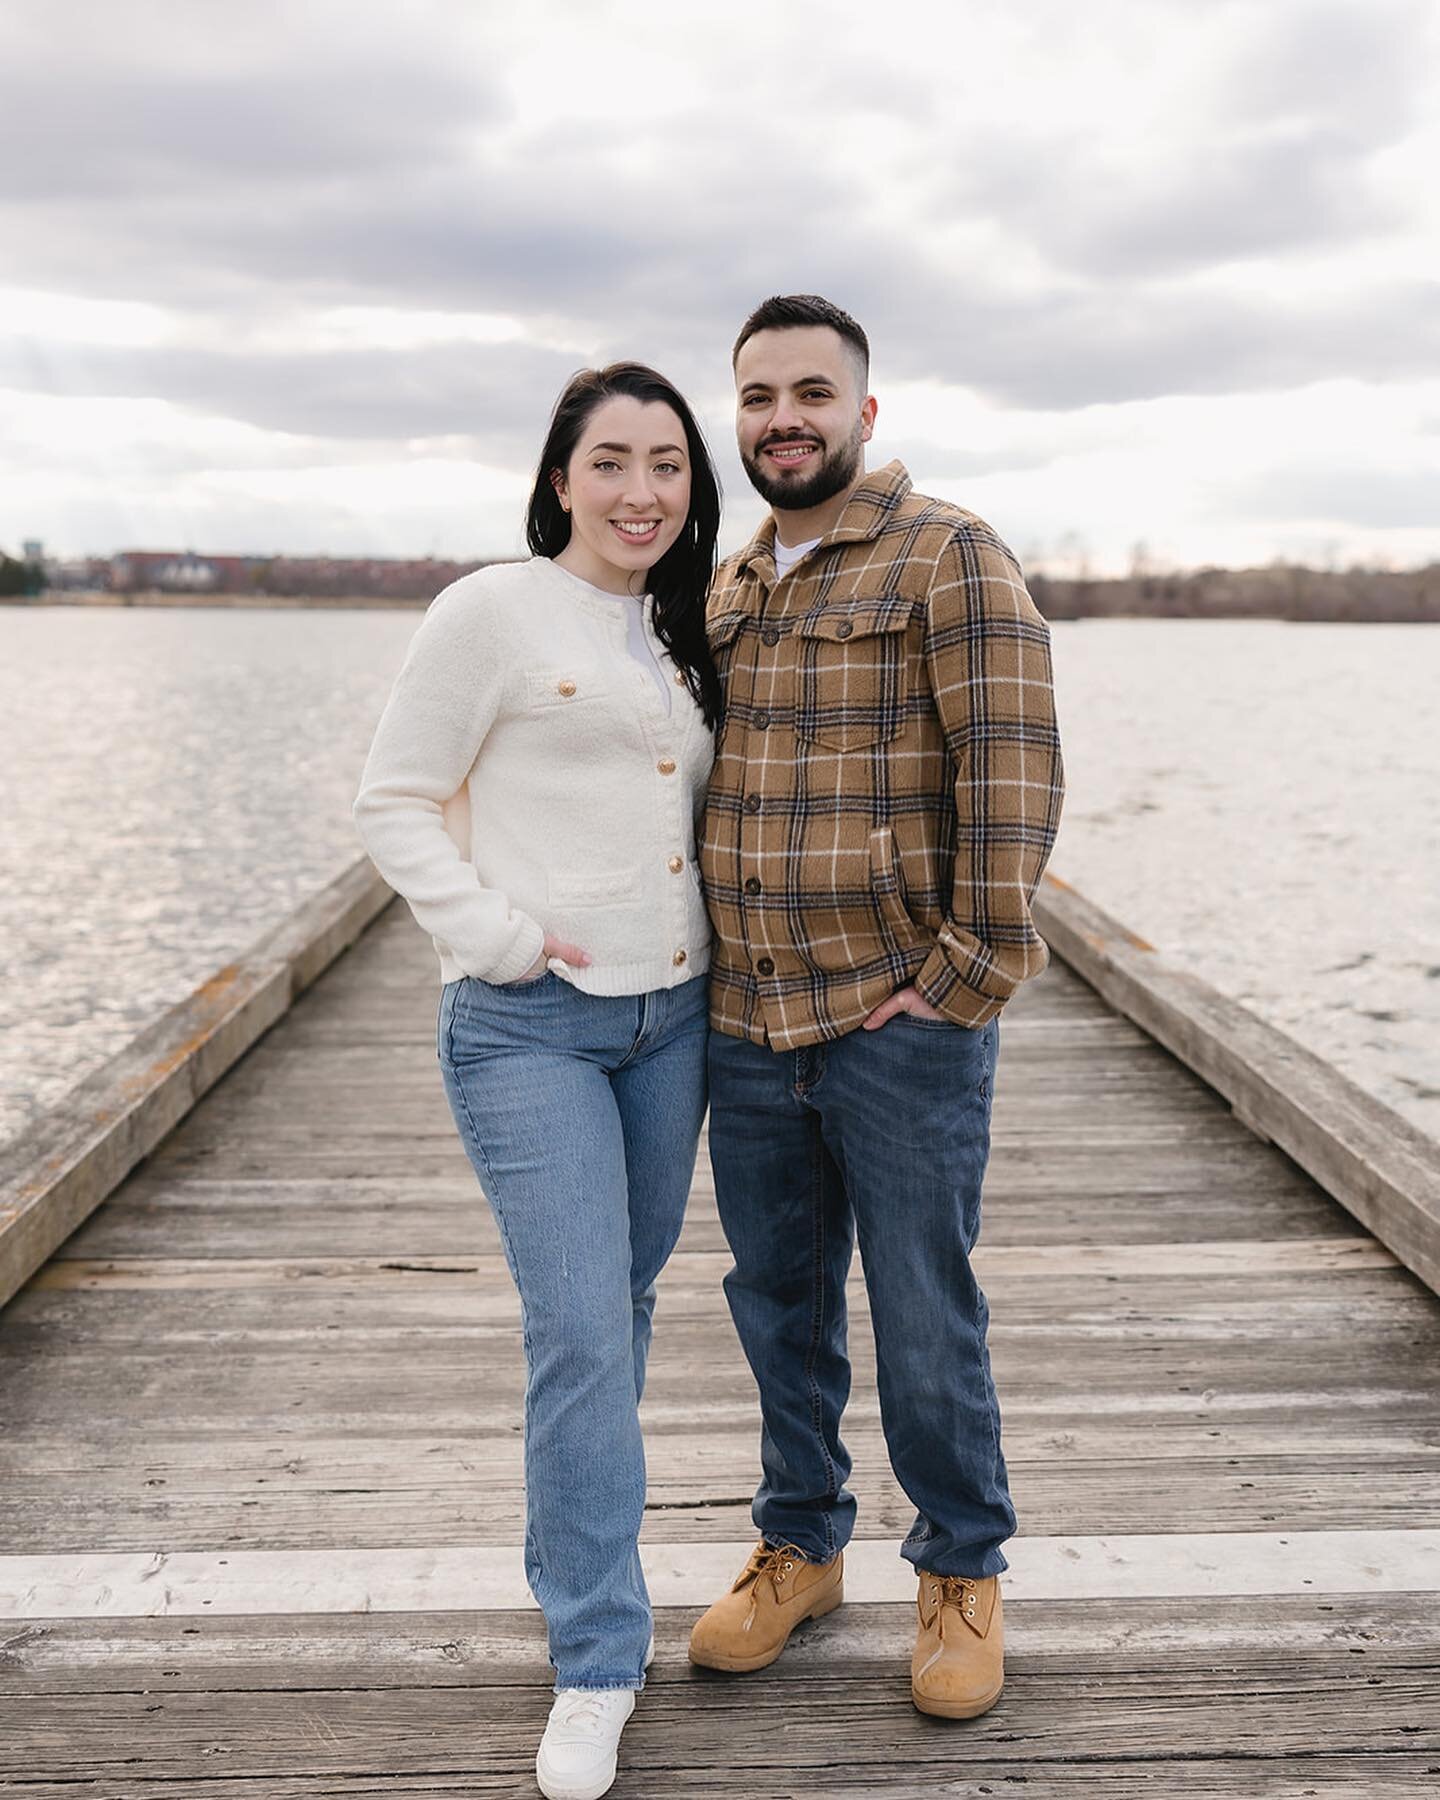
354, 558, 715, 993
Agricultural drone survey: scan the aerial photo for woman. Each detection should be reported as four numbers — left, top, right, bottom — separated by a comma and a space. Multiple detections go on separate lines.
354, 363, 722, 1800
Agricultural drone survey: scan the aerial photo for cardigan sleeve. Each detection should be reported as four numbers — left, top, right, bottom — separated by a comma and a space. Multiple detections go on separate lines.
912, 530, 1065, 1025
353, 585, 547, 984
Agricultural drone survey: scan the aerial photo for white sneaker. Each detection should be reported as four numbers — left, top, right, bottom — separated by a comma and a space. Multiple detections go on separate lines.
535, 1687, 636, 1800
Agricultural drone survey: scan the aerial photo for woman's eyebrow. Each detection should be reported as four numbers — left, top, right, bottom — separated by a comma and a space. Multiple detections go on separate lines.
585, 440, 686, 455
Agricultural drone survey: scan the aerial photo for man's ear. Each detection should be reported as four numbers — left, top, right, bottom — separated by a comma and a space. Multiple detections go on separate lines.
860, 394, 878, 445
549, 468, 570, 513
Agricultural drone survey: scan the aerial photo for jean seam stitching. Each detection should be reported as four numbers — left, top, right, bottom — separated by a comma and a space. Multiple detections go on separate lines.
441, 999, 543, 1585
804, 1113, 839, 1561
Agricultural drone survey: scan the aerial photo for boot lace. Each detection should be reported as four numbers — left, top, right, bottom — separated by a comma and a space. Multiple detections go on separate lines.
933, 1575, 982, 1636
736, 1540, 805, 1593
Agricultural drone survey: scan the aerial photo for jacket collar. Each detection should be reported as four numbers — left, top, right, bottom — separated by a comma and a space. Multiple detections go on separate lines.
734, 459, 913, 576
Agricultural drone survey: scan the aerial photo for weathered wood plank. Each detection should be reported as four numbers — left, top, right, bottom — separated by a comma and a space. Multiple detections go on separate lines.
21, 1236, 1401, 1294
0, 1760, 1427, 1798
7, 1530, 1440, 1619
4, 1671, 1437, 1788
3, 1461, 1440, 1551
10, 1266, 1432, 1344
6, 1594, 1438, 1691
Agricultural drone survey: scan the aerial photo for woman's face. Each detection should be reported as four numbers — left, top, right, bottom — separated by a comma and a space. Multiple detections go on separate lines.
552, 395, 691, 592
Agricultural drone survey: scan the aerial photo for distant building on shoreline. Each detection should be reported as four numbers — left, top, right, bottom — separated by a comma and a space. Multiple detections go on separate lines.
106, 551, 516, 600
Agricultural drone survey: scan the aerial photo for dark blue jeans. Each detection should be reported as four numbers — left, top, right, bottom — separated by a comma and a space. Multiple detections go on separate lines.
707, 1014, 1014, 1577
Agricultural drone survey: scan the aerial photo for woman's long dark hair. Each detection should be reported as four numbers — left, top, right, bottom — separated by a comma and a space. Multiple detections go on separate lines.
526, 362, 724, 730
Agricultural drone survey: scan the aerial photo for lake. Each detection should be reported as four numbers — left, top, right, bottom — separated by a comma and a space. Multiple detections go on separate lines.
2, 605, 1436, 1150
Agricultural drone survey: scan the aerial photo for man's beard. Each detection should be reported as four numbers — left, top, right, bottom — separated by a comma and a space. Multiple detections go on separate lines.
741, 422, 864, 512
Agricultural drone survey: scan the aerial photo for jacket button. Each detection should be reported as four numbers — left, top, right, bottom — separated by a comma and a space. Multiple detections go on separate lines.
753, 713, 770, 730
744, 794, 761, 813
744, 877, 762, 896
673, 949, 688, 966
755, 956, 775, 976
762, 627, 780, 646
657, 757, 677, 775
835, 620, 854, 639
668, 855, 684, 873
557, 679, 577, 697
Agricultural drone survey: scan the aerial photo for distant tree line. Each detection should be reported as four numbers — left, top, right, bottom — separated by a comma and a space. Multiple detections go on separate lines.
0, 555, 46, 597
1029, 563, 1440, 624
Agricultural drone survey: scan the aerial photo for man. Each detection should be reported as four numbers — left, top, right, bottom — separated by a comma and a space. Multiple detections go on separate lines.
689, 294, 1064, 1718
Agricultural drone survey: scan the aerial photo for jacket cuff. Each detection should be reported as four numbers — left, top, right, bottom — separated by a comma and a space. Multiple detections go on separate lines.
914, 944, 1007, 1029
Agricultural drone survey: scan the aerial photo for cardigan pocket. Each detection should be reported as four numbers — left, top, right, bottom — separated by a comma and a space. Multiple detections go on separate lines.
549, 869, 643, 907
793, 598, 912, 752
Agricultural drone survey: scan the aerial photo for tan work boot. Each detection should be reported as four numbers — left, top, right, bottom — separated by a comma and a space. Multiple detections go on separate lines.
688, 1540, 844, 1672
911, 1572, 1004, 1718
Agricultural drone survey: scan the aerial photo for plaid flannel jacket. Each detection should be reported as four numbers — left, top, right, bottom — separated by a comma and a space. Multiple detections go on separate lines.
699, 460, 1064, 1049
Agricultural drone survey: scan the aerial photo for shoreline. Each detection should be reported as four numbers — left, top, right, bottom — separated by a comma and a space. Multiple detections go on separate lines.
12, 580, 1440, 621
11, 590, 430, 611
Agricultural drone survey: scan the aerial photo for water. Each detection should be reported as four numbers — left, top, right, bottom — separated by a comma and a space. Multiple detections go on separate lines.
1045, 619, 1439, 1138
1, 606, 1436, 1150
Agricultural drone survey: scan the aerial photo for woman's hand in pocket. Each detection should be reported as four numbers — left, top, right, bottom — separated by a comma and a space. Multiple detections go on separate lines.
511, 932, 592, 983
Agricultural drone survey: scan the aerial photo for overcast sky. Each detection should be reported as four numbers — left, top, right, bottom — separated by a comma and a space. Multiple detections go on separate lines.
3, 0, 1438, 573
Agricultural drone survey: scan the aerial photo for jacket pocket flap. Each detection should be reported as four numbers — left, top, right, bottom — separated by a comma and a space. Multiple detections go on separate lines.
707, 608, 748, 650
795, 598, 914, 641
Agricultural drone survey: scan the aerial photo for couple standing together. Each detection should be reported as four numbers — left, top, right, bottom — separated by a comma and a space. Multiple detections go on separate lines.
354, 293, 1065, 1800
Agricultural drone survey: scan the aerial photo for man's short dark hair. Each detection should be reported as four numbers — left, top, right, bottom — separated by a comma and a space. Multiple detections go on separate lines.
732, 294, 870, 389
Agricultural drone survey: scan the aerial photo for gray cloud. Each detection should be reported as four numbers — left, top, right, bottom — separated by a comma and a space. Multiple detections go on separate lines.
946, 0, 1432, 282
0, 2, 500, 195
862, 279, 1440, 409
1005, 127, 1397, 279
1221, 0, 1433, 144
0, 336, 587, 460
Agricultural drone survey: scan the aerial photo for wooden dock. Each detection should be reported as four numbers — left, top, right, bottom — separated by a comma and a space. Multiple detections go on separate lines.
3, 894, 1440, 1795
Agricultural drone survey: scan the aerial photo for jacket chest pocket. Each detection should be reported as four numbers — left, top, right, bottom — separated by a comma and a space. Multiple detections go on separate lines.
793, 599, 913, 752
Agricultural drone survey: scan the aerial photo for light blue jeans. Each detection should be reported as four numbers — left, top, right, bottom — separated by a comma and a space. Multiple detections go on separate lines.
437, 970, 708, 1690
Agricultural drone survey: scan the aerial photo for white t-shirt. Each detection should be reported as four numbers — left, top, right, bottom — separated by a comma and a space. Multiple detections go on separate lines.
774, 533, 822, 580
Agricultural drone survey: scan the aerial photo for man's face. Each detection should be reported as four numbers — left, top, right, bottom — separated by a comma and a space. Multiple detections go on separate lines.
734, 325, 876, 512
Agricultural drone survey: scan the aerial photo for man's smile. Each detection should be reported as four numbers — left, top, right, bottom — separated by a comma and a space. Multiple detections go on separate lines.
763, 439, 822, 469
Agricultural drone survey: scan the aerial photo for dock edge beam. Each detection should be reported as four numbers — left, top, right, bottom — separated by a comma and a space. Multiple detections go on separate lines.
0, 856, 394, 1310
1036, 873, 1440, 1299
